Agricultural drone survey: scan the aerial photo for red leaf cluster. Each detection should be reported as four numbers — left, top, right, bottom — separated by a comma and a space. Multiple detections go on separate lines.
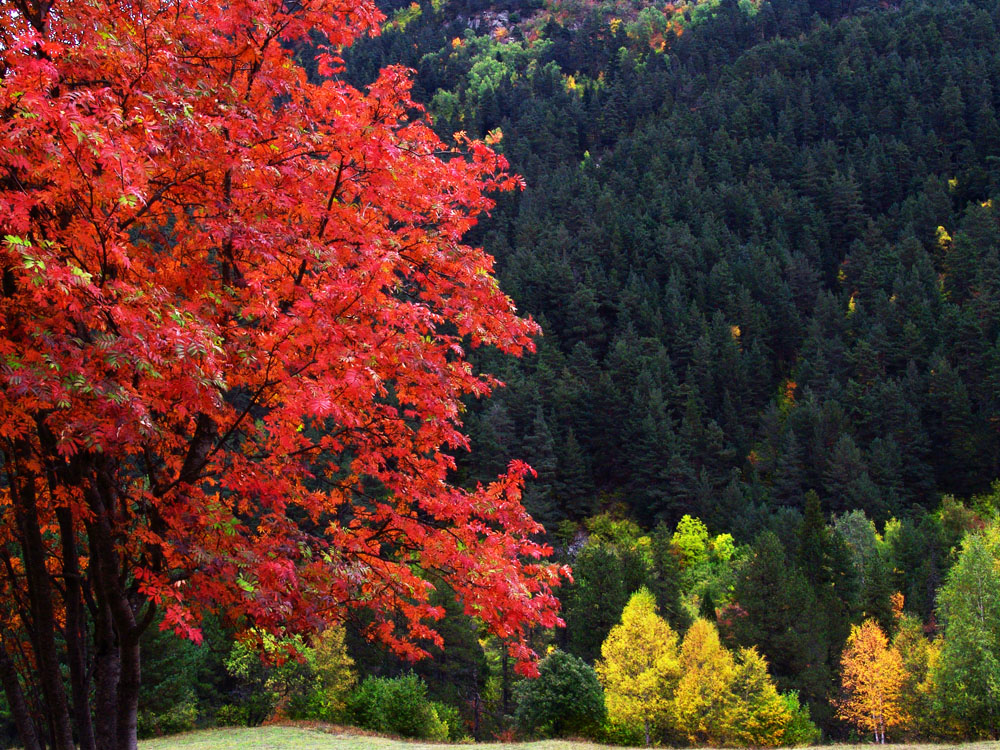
0, 0, 566, 679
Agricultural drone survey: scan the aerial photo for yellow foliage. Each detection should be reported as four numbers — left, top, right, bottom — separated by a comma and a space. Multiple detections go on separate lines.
838, 620, 908, 743
936, 225, 952, 250
671, 515, 709, 568
891, 592, 904, 618
596, 588, 681, 742
712, 533, 736, 563
674, 620, 791, 747
311, 625, 357, 717
674, 619, 737, 743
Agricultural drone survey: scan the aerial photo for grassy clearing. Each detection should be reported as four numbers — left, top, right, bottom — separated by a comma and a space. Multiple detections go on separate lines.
138, 726, 608, 750
138, 725, 1000, 750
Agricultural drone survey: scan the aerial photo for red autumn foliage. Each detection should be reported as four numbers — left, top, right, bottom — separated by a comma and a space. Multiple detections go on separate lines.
0, 0, 566, 747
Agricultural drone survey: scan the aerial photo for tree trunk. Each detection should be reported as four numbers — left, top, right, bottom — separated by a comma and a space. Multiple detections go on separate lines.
116, 637, 141, 750
644, 718, 651, 747
500, 649, 510, 717
85, 468, 151, 750
0, 647, 44, 750
11, 455, 76, 750
58, 507, 97, 750
93, 601, 120, 750
472, 690, 481, 741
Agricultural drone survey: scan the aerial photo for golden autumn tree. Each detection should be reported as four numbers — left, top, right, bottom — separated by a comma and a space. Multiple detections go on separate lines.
674, 618, 793, 747
596, 587, 681, 746
674, 618, 737, 744
838, 619, 909, 743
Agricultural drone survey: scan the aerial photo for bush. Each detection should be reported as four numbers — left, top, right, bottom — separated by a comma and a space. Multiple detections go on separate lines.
223, 640, 282, 724
138, 617, 208, 735
598, 719, 647, 746
432, 701, 470, 741
425, 704, 450, 742
222, 625, 358, 724
349, 673, 449, 739
215, 704, 249, 727
136, 693, 197, 738
513, 650, 606, 738
780, 691, 821, 746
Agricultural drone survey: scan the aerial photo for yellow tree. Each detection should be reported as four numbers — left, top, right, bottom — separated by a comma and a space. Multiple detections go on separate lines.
311, 626, 357, 720
674, 618, 737, 744
596, 587, 681, 746
838, 620, 908, 743
674, 619, 792, 747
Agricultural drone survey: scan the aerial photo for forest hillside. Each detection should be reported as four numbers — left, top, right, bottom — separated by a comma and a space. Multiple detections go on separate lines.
332, 0, 1000, 739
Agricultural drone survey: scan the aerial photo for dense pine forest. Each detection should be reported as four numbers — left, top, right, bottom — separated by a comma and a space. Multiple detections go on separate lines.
5, 0, 1000, 744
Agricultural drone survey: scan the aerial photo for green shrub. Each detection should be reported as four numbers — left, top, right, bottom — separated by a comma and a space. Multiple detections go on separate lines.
224, 626, 357, 724
138, 617, 207, 735
348, 673, 449, 739
214, 704, 249, 727
513, 650, 606, 738
223, 640, 282, 724
780, 691, 821, 746
598, 719, 647, 746
425, 704, 450, 742
431, 701, 469, 741
136, 693, 197, 738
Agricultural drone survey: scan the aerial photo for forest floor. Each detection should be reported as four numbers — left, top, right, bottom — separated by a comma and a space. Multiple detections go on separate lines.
139, 724, 1000, 750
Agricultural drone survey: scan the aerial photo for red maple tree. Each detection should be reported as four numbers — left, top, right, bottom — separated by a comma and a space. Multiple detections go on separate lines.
0, 0, 567, 748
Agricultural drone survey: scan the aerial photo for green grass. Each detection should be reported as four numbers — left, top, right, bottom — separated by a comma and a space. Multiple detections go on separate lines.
138, 725, 1000, 750
139, 727, 612, 750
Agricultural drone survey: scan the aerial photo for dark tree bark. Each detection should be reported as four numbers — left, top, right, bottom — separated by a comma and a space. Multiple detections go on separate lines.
10, 449, 76, 750
0, 646, 44, 750
116, 637, 141, 750
85, 464, 155, 750
93, 598, 121, 750
57, 507, 97, 750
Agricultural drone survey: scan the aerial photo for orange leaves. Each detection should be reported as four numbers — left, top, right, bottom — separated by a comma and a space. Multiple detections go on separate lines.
838, 620, 909, 742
